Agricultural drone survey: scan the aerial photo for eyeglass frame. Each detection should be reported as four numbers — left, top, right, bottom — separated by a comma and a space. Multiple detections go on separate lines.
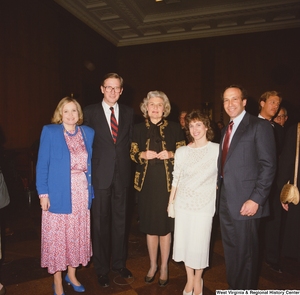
102, 85, 122, 93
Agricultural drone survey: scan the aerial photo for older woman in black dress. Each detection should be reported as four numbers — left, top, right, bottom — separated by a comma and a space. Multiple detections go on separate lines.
130, 91, 185, 286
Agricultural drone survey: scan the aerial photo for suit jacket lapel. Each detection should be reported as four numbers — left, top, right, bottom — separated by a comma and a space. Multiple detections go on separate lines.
116, 104, 126, 142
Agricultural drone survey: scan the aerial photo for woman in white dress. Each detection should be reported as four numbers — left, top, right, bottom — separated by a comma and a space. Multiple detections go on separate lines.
168, 110, 219, 295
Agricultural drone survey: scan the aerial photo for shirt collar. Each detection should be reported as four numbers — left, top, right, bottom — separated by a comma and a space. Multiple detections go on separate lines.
232, 110, 246, 126
102, 100, 118, 112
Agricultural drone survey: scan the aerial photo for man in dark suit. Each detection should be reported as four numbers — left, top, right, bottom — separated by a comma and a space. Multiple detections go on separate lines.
278, 123, 300, 262
258, 91, 285, 273
258, 91, 284, 156
84, 73, 134, 287
218, 85, 276, 289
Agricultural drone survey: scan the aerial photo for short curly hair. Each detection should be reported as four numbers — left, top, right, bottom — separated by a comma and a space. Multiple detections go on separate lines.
51, 97, 83, 125
140, 90, 171, 118
185, 109, 214, 142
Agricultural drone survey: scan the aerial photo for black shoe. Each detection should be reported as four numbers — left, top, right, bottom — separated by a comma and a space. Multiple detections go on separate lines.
112, 267, 133, 278
145, 269, 158, 283
158, 278, 169, 287
266, 262, 283, 273
98, 274, 109, 287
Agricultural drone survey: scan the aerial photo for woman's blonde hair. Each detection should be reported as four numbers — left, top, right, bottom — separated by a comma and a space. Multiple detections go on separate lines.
51, 97, 83, 125
140, 90, 171, 118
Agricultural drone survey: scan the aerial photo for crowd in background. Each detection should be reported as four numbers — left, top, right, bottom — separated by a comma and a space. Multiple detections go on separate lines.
0, 73, 299, 294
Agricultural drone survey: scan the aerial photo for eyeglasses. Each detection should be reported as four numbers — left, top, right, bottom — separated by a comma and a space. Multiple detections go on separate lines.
276, 115, 286, 119
103, 86, 122, 93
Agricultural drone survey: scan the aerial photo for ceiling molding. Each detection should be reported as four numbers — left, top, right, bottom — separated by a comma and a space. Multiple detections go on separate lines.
54, 0, 300, 47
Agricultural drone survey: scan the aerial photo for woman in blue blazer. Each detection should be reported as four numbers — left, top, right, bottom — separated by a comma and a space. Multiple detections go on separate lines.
36, 97, 94, 295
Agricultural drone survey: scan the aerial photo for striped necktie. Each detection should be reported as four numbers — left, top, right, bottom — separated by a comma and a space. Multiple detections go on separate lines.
110, 107, 118, 143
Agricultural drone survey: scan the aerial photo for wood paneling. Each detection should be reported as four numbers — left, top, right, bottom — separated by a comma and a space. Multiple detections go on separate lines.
0, 0, 116, 149
118, 30, 300, 126
0, 0, 299, 150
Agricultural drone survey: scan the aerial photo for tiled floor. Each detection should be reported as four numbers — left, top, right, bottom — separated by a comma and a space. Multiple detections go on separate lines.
1, 190, 300, 295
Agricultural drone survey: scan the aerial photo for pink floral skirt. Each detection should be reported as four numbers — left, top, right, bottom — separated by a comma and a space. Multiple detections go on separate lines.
41, 171, 92, 274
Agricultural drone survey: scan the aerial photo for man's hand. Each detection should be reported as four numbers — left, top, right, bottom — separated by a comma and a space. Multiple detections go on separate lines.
281, 202, 289, 211
240, 200, 259, 216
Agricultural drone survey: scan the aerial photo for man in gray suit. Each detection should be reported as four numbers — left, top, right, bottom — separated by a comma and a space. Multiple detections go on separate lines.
218, 85, 276, 289
84, 73, 134, 287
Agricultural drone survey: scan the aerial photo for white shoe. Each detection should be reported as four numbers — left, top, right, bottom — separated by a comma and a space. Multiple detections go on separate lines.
183, 289, 193, 295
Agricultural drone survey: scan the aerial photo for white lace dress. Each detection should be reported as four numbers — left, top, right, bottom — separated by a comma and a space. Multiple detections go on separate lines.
172, 141, 219, 269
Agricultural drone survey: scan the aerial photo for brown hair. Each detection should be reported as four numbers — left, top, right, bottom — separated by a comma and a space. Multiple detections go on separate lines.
101, 72, 124, 88
185, 109, 214, 142
222, 84, 248, 101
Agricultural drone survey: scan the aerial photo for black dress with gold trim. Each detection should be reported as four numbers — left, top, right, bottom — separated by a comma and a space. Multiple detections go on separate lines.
130, 119, 185, 235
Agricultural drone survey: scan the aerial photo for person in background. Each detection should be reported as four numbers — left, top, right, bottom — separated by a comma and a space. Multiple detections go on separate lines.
0, 227, 7, 295
179, 111, 189, 143
0, 281, 4, 295
130, 91, 185, 287
0, 236, 5, 295
0, 167, 9, 295
213, 120, 225, 143
218, 85, 276, 289
278, 123, 300, 262
258, 91, 285, 273
179, 111, 187, 129
83, 73, 134, 287
36, 97, 95, 295
258, 91, 284, 155
168, 110, 219, 295
273, 107, 288, 127
216, 121, 225, 130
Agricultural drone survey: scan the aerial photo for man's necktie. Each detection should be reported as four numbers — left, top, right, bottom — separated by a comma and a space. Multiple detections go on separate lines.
221, 121, 234, 176
110, 107, 118, 143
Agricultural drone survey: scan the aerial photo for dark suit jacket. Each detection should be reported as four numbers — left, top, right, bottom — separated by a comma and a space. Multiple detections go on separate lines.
83, 102, 134, 189
277, 123, 300, 259
218, 112, 277, 220
277, 123, 300, 189
273, 121, 285, 157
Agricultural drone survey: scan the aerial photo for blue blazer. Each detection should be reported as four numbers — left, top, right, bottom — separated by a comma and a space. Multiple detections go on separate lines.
36, 124, 95, 214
